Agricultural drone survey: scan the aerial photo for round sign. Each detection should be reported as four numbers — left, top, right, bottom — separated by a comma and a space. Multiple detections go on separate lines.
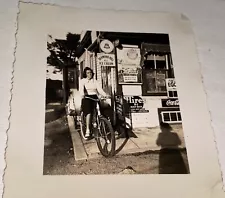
100, 39, 114, 53
127, 48, 138, 60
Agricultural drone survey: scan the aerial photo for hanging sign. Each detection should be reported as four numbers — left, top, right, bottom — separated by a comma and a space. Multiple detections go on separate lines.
100, 39, 114, 53
97, 53, 116, 67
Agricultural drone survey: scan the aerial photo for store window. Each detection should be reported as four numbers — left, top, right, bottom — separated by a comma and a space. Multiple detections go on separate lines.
142, 53, 172, 96
168, 89, 178, 98
68, 68, 75, 83
161, 111, 182, 123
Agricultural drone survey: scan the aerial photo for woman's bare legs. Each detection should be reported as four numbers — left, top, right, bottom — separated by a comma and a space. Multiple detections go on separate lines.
85, 113, 91, 137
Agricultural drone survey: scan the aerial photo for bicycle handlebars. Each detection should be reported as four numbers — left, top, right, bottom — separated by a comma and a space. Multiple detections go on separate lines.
84, 96, 110, 101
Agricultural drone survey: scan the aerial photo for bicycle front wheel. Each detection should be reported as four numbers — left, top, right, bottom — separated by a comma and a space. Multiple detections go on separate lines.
95, 117, 115, 157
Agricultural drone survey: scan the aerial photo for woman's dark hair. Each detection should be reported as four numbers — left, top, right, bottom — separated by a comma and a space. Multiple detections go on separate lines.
82, 67, 94, 79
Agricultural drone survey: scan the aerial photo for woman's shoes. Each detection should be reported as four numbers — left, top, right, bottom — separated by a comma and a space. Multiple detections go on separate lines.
85, 130, 90, 138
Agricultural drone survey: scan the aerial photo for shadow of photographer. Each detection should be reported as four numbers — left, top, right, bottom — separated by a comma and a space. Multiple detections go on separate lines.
156, 122, 188, 174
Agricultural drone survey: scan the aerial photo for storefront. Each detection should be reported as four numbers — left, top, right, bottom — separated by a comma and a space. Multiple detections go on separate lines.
76, 31, 182, 129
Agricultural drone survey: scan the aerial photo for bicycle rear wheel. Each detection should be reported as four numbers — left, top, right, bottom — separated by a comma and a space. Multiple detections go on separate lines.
95, 117, 115, 157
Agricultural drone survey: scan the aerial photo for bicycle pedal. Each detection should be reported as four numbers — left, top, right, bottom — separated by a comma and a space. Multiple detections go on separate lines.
106, 139, 110, 144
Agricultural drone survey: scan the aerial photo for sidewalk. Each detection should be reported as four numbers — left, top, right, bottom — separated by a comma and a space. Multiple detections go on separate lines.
85, 125, 185, 159
67, 115, 186, 161
45, 102, 68, 146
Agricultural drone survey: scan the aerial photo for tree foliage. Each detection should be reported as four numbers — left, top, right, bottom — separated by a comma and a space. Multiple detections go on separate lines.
47, 33, 80, 70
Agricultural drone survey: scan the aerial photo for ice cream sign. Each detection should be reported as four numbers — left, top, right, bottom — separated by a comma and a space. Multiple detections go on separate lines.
97, 53, 116, 67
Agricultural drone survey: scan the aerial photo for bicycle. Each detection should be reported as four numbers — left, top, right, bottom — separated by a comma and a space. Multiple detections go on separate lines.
78, 96, 116, 157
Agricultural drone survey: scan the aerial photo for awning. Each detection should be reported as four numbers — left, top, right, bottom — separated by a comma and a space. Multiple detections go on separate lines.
140, 43, 171, 66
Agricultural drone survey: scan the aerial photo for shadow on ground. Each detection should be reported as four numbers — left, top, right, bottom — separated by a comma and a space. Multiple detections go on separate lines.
156, 122, 189, 174
43, 103, 189, 175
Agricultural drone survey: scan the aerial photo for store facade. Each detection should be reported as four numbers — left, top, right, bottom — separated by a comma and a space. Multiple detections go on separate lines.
75, 31, 182, 129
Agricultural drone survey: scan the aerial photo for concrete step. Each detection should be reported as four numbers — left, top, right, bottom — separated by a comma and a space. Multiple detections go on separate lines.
67, 115, 88, 161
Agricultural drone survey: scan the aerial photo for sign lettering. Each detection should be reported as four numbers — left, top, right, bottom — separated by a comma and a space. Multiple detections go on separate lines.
161, 98, 179, 107
123, 76, 138, 82
166, 78, 177, 90
97, 53, 115, 67
123, 96, 149, 113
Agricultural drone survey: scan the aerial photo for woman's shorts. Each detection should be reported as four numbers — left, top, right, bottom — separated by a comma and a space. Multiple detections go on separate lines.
81, 95, 99, 116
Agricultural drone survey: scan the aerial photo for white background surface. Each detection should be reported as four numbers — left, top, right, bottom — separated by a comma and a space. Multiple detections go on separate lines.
0, 0, 225, 196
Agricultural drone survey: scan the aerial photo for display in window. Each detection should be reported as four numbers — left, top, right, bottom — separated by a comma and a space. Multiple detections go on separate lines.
144, 70, 167, 93
157, 72, 166, 92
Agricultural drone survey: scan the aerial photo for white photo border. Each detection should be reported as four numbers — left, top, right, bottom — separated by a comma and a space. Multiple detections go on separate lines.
3, 2, 223, 198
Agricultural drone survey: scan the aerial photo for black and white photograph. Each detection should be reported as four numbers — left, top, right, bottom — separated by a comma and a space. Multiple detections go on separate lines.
43, 30, 190, 175
4, 3, 224, 198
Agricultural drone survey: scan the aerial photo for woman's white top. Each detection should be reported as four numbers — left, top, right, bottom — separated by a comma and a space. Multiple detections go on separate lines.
79, 78, 107, 97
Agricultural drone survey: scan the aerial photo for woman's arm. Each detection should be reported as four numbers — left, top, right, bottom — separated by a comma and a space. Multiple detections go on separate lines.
96, 80, 107, 97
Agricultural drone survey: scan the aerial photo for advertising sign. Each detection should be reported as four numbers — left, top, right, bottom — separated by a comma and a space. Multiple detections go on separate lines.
166, 78, 178, 98
123, 95, 149, 113
100, 39, 114, 53
117, 46, 142, 84
161, 98, 179, 107
115, 95, 125, 121
97, 53, 116, 67
123, 75, 138, 82
166, 78, 176, 91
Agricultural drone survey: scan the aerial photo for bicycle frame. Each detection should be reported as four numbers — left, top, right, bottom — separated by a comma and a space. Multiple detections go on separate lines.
84, 96, 108, 136
84, 96, 100, 122
84, 96, 101, 117
80, 96, 116, 157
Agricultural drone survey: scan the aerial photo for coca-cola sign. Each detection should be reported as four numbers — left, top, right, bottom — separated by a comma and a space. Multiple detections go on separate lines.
161, 99, 179, 107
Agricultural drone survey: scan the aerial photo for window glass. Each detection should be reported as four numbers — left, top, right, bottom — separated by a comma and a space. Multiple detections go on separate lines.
142, 53, 170, 95
170, 113, 177, 121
